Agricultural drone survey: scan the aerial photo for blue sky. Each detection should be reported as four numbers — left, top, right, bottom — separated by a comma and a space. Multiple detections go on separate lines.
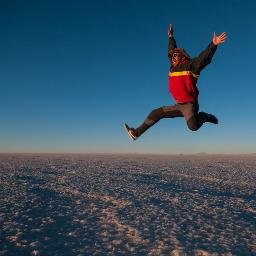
1, 0, 256, 154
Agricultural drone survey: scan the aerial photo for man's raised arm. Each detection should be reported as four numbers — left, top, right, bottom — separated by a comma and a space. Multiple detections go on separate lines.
168, 24, 177, 58
192, 31, 227, 73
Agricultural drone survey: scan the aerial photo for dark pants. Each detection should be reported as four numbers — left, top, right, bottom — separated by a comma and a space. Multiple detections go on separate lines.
135, 101, 204, 137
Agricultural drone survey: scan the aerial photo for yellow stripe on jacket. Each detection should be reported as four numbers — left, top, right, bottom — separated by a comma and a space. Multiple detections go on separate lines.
169, 71, 199, 79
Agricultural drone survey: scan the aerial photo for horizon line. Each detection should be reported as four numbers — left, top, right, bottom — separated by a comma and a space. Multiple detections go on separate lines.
0, 151, 256, 156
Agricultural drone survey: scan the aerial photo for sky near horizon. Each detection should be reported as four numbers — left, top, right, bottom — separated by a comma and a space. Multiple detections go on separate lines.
1, 0, 256, 154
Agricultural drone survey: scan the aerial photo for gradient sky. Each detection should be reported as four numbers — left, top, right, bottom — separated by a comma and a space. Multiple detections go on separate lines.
1, 0, 256, 154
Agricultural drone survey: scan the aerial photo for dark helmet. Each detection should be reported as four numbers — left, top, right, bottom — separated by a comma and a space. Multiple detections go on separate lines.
168, 48, 191, 60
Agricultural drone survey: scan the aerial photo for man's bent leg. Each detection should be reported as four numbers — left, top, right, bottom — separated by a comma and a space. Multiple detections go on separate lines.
179, 102, 202, 131
182, 102, 218, 131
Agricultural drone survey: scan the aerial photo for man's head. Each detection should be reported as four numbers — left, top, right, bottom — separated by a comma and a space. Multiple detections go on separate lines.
168, 48, 191, 67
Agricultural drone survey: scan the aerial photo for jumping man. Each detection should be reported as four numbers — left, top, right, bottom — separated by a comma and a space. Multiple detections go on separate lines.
124, 24, 227, 140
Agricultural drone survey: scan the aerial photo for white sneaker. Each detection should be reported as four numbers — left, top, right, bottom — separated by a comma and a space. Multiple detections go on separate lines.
124, 123, 137, 141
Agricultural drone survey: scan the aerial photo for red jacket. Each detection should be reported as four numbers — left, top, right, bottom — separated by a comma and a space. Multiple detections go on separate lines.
168, 37, 217, 103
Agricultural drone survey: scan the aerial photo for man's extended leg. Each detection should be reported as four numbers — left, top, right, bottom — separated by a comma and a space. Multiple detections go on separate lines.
125, 105, 182, 140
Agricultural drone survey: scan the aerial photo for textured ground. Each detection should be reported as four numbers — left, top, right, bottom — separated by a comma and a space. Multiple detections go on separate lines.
0, 154, 256, 256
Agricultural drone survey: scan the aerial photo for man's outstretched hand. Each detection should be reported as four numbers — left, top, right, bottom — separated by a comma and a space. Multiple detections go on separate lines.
168, 24, 173, 38
212, 32, 227, 45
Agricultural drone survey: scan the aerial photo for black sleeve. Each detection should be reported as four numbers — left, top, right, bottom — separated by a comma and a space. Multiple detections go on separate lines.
191, 42, 217, 74
168, 37, 177, 58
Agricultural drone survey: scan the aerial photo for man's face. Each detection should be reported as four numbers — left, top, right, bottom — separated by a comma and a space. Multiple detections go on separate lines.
171, 52, 184, 67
